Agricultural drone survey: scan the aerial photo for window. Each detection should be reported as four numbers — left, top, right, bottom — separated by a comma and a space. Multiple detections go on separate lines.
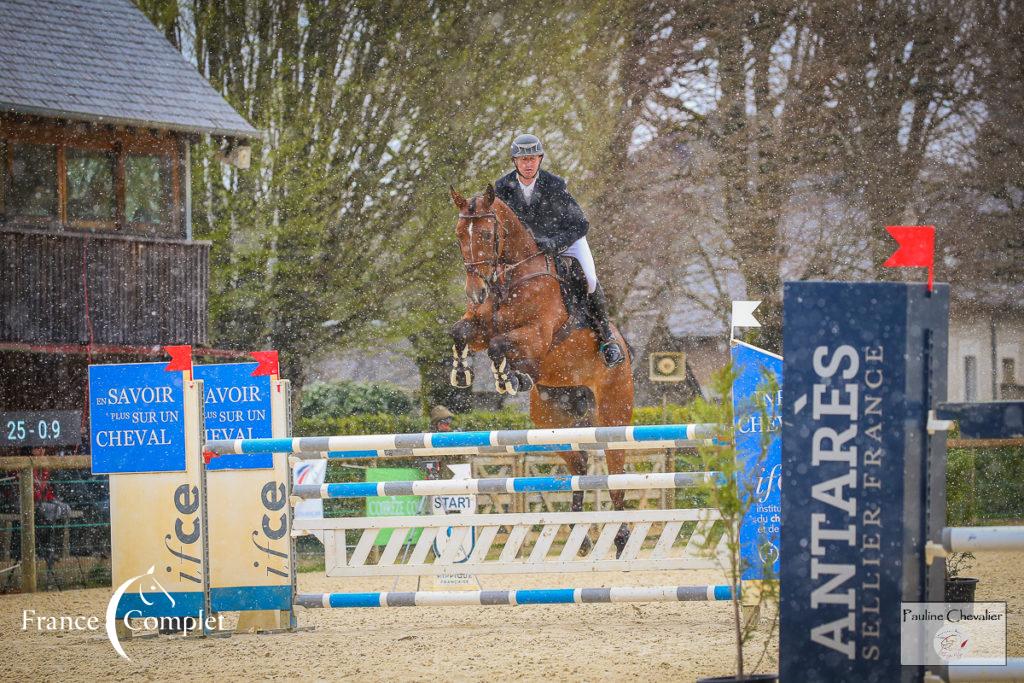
964, 355, 978, 402
9, 143, 57, 218
66, 148, 115, 225
1003, 358, 1017, 385
1, 130, 178, 237
125, 153, 170, 229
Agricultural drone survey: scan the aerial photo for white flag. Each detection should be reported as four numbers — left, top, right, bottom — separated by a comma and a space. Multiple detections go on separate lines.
731, 300, 762, 328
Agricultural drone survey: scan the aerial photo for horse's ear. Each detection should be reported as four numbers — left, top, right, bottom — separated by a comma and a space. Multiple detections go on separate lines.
450, 185, 468, 211
483, 183, 495, 207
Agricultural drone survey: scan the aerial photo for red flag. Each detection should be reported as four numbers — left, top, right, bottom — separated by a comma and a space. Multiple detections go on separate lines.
251, 350, 280, 377
883, 225, 935, 291
163, 345, 193, 373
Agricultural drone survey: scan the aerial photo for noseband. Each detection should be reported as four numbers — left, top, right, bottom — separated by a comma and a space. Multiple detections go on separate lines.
458, 205, 556, 305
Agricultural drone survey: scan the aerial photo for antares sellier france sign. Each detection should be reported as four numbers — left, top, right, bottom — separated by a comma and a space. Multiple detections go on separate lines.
780, 281, 949, 682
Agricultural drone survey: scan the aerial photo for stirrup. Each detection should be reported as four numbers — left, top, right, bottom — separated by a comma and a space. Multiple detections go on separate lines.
599, 341, 625, 368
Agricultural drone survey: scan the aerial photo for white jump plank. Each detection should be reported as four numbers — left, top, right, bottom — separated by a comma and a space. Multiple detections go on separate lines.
408, 527, 440, 565
651, 521, 683, 559
620, 522, 652, 561
467, 526, 499, 564
349, 528, 379, 568
438, 526, 473, 564
590, 523, 620, 562
528, 524, 561, 563
499, 525, 530, 563
558, 524, 592, 562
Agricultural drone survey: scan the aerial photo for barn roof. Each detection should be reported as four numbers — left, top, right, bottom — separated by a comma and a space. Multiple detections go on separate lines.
0, 0, 257, 139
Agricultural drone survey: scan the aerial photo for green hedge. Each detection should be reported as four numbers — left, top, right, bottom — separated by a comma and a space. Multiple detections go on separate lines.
948, 445, 1024, 523
301, 380, 414, 418
295, 408, 534, 437
632, 403, 696, 425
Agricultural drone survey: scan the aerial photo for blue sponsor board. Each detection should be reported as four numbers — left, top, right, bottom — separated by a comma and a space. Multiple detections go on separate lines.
780, 281, 949, 682
732, 341, 782, 581
115, 590, 206, 619
89, 363, 187, 474
194, 363, 273, 470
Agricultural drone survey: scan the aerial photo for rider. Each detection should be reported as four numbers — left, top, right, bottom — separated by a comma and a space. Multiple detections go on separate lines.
494, 133, 625, 368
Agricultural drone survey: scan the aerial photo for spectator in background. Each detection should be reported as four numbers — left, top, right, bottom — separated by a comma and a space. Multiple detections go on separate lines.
6, 451, 71, 571
430, 405, 454, 432
35, 449, 70, 571
0, 470, 17, 566
34, 466, 55, 504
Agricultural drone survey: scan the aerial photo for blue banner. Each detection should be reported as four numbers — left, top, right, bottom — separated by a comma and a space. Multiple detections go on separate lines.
194, 363, 274, 470
732, 341, 782, 581
89, 363, 187, 474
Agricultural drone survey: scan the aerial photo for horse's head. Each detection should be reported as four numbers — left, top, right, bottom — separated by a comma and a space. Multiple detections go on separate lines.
450, 184, 505, 305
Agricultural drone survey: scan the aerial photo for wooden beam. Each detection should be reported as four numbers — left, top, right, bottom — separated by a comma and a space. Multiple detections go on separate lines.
19, 470, 36, 593
0, 455, 91, 470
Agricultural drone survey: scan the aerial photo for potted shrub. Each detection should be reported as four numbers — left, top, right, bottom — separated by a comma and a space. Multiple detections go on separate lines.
944, 552, 978, 602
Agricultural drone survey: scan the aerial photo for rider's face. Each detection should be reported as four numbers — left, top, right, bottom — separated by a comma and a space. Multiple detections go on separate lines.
514, 155, 542, 181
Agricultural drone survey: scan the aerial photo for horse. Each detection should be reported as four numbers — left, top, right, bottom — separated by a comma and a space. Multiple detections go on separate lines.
447, 184, 635, 553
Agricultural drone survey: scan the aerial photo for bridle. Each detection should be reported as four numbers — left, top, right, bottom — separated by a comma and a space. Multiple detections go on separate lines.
459, 209, 504, 285
457, 204, 557, 306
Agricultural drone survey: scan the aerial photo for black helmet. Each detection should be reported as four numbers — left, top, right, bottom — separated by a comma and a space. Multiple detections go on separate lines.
510, 133, 544, 158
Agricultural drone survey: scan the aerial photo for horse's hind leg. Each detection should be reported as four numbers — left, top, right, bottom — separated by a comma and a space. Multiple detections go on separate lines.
594, 374, 635, 558
566, 449, 594, 554
530, 388, 593, 553
606, 447, 630, 557
565, 450, 588, 512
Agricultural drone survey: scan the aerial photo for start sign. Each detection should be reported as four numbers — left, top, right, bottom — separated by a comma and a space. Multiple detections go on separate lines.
432, 463, 476, 587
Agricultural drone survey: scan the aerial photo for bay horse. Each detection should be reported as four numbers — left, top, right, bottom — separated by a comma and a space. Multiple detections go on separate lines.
447, 184, 635, 553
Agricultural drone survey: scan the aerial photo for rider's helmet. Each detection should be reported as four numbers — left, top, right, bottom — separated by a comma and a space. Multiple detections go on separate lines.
510, 133, 544, 158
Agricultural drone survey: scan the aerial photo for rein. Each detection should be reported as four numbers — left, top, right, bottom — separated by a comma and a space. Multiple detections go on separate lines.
458, 208, 558, 305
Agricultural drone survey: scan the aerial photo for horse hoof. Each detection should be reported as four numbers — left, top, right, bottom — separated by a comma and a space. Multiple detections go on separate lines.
613, 525, 630, 558
450, 367, 473, 389
515, 372, 534, 393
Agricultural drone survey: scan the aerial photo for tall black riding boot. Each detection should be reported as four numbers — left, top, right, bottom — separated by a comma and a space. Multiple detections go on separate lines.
586, 284, 625, 368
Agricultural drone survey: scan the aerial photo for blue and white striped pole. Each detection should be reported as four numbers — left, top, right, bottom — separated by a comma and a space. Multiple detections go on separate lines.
288, 438, 706, 461
292, 471, 719, 500
295, 584, 735, 609
205, 423, 718, 457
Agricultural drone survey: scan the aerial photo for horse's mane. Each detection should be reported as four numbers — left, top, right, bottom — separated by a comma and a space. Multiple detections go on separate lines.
482, 195, 537, 248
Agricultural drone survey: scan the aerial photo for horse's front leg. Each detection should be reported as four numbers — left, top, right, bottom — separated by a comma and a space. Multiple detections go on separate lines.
450, 316, 486, 389
487, 327, 542, 396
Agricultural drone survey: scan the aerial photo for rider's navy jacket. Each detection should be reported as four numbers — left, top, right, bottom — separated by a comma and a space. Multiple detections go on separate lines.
494, 169, 589, 255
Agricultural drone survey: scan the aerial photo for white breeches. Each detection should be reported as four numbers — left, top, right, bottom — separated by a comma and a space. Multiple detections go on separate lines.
561, 237, 597, 293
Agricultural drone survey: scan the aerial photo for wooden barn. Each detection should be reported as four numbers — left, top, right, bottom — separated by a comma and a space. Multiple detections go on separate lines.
0, 0, 256, 454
